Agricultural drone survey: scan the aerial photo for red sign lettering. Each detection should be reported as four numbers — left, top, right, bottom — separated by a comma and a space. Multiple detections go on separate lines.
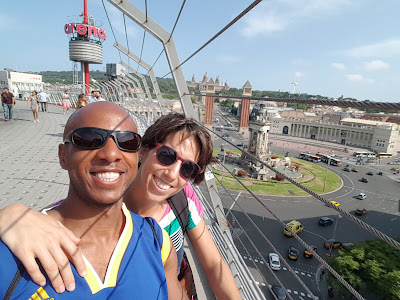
64, 23, 106, 40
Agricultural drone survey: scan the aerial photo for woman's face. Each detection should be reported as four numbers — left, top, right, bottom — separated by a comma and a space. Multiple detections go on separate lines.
135, 132, 200, 203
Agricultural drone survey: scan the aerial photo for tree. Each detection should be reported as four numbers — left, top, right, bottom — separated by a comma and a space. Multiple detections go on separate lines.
327, 239, 400, 299
275, 174, 285, 181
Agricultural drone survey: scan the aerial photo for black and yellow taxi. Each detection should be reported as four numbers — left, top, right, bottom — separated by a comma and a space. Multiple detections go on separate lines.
284, 220, 304, 237
355, 208, 367, 216
324, 239, 342, 249
304, 245, 317, 258
288, 246, 299, 260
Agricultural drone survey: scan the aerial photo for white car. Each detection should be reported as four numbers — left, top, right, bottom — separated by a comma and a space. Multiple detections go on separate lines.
268, 253, 281, 271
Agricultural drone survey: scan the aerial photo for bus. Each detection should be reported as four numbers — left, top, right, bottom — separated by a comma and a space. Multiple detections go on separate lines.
330, 158, 342, 166
353, 151, 376, 158
377, 153, 392, 158
299, 152, 321, 162
316, 153, 342, 166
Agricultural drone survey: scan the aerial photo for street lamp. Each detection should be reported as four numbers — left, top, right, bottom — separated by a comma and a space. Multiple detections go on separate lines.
220, 144, 226, 185
323, 150, 333, 193
329, 215, 342, 255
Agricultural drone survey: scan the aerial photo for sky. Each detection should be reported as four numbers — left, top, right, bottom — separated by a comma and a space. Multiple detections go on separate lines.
1, 0, 400, 102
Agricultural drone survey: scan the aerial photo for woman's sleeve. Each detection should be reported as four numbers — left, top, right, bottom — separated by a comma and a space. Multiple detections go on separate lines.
184, 184, 204, 231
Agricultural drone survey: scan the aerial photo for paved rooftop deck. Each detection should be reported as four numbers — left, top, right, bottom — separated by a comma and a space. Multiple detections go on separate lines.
0, 101, 71, 209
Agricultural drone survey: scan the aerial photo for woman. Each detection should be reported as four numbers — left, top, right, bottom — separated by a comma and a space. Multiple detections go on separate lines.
27, 90, 40, 122
62, 90, 70, 114
76, 93, 89, 109
0, 113, 241, 299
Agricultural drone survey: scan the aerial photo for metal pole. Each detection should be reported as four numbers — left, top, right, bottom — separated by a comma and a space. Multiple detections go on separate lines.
323, 155, 331, 193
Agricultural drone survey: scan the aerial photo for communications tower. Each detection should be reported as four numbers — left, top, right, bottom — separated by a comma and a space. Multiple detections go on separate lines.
64, 0, 106, 93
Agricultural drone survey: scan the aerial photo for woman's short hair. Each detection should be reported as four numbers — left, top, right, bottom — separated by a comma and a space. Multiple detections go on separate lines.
141, 113, 213, 184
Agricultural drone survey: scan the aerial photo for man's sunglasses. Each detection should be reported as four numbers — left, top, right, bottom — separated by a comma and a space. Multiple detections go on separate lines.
63, 127, 142, 152
156, 144, 202, 180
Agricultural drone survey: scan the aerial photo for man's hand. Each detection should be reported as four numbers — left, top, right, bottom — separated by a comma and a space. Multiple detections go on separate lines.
0, 204, 87, 293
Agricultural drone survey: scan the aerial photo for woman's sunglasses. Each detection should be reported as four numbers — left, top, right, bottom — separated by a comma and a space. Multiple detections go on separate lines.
63, 127, 142, 152
156, 144, 202, 180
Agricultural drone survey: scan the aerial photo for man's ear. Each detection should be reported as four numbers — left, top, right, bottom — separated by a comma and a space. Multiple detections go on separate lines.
59, 144, 69, 170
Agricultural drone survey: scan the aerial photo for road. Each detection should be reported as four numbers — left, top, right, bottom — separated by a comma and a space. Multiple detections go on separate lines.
205, 111, 400, 299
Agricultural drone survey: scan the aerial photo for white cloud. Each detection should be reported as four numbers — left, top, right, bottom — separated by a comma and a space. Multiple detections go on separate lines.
217, 55, 240, 63
345, 74, 375, 84
331, 62, 346, 70
345, 74, 364, 82
240, 0, 352, 37
344, 40, 400, 58
295, 71, 304, 78
363, 60, 389, 71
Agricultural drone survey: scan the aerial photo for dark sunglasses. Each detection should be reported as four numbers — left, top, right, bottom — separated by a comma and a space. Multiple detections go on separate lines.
63, 127, 142, 152
156, 144, 202, 180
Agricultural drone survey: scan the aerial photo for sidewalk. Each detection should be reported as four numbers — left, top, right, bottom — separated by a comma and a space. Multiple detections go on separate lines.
0, 100, 71, 209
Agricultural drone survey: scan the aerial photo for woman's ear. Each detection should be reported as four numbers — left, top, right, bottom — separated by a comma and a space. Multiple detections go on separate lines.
139, 146, 150, 161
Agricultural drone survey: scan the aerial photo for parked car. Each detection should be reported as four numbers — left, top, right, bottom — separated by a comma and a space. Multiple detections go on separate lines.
361, 178, 368, 183
351, 168, 359, 172
377, 172, 383, 175
343, 167, 351, 172
324, 239, 342, 249
268, 253, 281, 271
355, 208, 367, 216
284, 220, 303, 236
288, 246, 299, 260
304, 245, 317, 258
367, 171, 373, 176
356, 193, 367, 200
319, 217, 334, 226
271, 285, 287, 299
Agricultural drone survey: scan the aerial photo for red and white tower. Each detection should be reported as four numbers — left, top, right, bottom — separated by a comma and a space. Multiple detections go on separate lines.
64, 0, 106, 94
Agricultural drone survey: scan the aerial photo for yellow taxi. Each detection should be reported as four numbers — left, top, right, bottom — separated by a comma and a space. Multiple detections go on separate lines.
284, 220, 304, 236
330, 201, 340, 207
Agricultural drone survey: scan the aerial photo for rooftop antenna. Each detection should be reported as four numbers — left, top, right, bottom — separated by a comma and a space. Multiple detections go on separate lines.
291, 75, 299, 94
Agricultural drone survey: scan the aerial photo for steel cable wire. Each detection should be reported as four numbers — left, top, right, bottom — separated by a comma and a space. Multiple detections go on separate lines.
123, 14, 130, 67
213, 156, 366, 300
212, 174, 313, 300
208, 126, 400, 251
101, 0, 122, 61
212, 190, 294, 300
161, 0, 262, 78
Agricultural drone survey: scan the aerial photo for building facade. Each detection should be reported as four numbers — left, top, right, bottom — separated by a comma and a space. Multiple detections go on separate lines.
270, 117, 400, 155
0, 69, 43, 99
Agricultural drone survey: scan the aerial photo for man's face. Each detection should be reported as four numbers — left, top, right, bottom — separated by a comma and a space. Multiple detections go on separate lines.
4, 89, 8, 93
59, 102, 139, 208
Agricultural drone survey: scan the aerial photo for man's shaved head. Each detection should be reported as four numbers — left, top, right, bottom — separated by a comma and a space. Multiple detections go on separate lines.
64, 102, 137, 137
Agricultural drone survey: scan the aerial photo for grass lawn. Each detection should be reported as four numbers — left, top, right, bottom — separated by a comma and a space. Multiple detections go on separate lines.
212, 157, 342, 196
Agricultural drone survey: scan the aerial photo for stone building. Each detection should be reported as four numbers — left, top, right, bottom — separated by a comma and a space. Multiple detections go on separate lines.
187, 72, 230, 92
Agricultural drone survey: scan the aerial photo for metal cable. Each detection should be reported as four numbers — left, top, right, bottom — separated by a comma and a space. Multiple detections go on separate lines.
146, 0, 186, 75
101, 0, 122, 61
188, 93, 400, 111
213, 155, 366, 300
209, 126, 400, 252
212, 176, 314, 300
137, 30, 147, 72
161, 0, 262, 78
123, 14, 130, 67
168, 0, 187, 42
213, 206, 280, 300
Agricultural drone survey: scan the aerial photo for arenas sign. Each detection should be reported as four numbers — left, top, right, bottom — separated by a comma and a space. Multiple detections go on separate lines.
64, 23, 106, 40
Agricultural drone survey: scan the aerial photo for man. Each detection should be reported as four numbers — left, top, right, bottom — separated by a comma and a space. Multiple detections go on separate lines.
1, 88, 15, 121
0, 102, 187, 299
88, 90, 97, 103
38, 91, 48, 112
96, 90, 106, 101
